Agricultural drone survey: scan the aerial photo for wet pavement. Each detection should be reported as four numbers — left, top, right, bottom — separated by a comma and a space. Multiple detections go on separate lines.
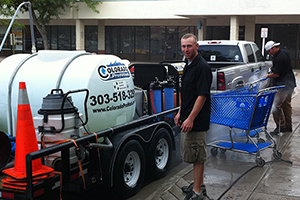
130, 70, 300, 200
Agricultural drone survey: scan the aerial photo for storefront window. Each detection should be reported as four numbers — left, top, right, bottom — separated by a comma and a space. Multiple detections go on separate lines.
106, 26, 119, 54
165, 26, 177, 60
13, 28, 23, 51
206, 26, 230, 40
0, 26, 9, 50
150, 26, 165, 55
150, 26, 165, 61
0, 26, 23, 51
105, 26, 196, 62
135, 26, 150, 61
50, 26, 58, 50
121, 26, 134, 54
85, 26, 98, 53
58, 26, 74, 50
135, 26, 150, 54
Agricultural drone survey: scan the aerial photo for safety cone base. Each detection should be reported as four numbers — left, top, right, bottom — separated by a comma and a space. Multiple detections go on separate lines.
2, 183, 27, 190
1, 173, 55, 190
3, 173, 51, 183
2, 165, 53, 179
2, 178, 39, 186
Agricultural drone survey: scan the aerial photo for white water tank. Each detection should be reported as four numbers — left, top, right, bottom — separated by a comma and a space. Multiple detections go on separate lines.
0, 50, 136, 136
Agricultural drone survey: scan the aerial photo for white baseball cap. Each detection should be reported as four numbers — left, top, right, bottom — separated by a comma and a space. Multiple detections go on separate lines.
265, 41, 280, 51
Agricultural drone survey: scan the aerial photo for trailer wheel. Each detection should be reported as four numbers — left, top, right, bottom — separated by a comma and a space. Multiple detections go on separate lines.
149, 128, 172, 178
113, 140, 146, 198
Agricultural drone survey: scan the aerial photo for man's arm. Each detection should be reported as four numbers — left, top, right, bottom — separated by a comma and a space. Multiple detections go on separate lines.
265, 73, 279, 78
174, 107, 181, 127
181, 95, 206, 132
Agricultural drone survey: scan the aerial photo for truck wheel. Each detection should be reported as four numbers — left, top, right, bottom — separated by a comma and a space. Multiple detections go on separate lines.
113, 140, 146, 198
149, 128, 172, 179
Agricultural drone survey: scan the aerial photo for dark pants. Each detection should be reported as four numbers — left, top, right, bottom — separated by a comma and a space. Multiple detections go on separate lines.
272, 89, 293, 129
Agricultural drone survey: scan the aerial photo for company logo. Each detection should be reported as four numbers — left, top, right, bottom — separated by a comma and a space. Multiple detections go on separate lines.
98, 61, 130, 81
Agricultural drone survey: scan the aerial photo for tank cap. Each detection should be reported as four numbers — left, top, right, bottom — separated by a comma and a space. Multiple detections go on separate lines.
38, 89, 77, 115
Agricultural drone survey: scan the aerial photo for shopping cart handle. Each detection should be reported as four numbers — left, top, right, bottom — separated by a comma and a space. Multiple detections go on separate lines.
258, 85, 285, 93
260, 77, 267, 81
269, 85, 285, 90
247, 77, 267, 86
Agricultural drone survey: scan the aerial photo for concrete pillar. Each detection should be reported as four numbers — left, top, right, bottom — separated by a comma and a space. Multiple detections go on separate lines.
98, 20, 105, 54
197, 19, 207, 41
76, 19, 85, 50
245, 16, 256, 42
230, 16, 239, 41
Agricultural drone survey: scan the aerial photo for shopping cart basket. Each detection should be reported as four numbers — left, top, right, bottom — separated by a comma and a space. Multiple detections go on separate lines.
208, 85, 284, 166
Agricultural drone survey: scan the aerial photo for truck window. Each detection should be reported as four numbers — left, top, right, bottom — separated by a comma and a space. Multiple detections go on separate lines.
198, 45, 243, 62
252, 44, 263, 62
244, 44, 255, 63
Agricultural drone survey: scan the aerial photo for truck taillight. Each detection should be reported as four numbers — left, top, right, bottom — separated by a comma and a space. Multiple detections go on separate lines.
208, 41, 221, 44
217, 72, 226, 90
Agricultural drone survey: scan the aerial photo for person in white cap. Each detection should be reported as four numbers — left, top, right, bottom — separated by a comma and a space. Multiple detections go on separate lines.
265, 40, 296, 135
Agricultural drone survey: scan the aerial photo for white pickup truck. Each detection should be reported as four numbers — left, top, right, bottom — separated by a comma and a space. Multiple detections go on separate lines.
197, 40, 271, 94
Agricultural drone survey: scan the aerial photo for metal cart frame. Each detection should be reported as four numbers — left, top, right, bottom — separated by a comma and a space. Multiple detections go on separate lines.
208, 85, 284, 166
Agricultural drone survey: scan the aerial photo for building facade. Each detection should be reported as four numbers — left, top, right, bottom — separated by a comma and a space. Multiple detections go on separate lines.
1, 0, 300, 68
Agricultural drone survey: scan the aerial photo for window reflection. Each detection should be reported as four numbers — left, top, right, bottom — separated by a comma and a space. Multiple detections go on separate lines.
165, 26, 177, 60
105, 26, 119, 53
58, 26, 71, 50
85, 26, 98, 53
150, 26, 165, 55
105, 26, 196, 62
135, 26, 150, 54
121, 27, 134, 54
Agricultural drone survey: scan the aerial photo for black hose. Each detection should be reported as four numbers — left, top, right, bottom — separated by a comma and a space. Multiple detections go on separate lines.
216, 165, 259, 200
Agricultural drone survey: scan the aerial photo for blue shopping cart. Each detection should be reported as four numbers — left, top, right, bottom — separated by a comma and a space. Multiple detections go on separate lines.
208, 84, 284, 167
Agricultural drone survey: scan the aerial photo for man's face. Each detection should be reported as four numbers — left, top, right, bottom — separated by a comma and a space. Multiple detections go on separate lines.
181, 37, 199, 61
267, 47, 278, 56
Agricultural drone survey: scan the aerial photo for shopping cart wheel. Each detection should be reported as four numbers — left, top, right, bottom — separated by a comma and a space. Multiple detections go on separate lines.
220, 148, 227, 153
257, 138, 265, 143
273, 150, 282, 159
256, 157, 265, 167
211, 147, 218, 157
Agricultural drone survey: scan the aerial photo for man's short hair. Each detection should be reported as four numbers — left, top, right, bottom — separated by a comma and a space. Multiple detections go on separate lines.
181, 33, 197, 43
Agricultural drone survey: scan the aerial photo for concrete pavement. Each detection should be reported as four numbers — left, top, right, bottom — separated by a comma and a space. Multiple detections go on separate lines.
132, 70, 300, 200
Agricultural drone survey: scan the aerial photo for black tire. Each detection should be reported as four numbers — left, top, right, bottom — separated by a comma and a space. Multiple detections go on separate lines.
211, 147, 218, 157
256, 157, 265, 167
113, 140, 146, 198
149, 128, 173, 179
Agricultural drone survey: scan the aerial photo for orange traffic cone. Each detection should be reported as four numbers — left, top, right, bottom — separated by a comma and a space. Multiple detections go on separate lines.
2, 82, 53, 180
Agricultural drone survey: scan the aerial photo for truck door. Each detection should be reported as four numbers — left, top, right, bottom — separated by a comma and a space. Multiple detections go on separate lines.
244, 44, 263, 82
251, 43, 270, 75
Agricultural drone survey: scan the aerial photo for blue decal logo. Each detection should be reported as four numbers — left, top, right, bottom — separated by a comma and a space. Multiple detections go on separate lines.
98, 61, 130, 81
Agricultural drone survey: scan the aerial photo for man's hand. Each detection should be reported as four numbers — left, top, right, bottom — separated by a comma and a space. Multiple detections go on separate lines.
174, 113, 180, 127
181, 118, 194, 132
